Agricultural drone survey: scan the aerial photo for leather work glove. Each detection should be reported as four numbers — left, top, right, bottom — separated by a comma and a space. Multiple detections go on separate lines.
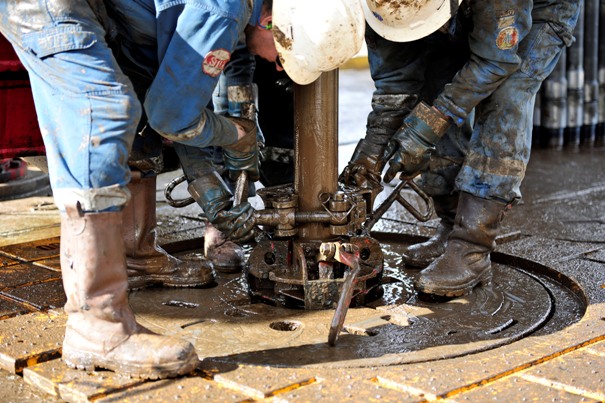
188, 171, 256, 243
339, 139, 387, 208
223, 117, 260, 182
383, 102, 451, 183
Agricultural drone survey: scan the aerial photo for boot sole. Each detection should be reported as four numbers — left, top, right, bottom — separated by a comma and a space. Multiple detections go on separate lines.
62, 349, 199, 380
416, 270, 493, 298
128, 274, 215, 291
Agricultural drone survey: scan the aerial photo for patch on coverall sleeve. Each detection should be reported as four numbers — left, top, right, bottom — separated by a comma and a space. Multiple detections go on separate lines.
496, 26, 519, 50
203, 49, 231, 77
496, 10, 518, 50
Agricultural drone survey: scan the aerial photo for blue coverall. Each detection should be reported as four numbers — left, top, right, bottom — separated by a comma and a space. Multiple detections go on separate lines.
369, 0, 580, 203
0, 0, 262, 212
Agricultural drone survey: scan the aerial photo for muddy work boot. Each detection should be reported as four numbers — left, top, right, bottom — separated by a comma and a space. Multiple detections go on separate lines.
123, 173, 214, 289
60, 204, 199, 379
415, 192, 509, 297
204, 222, 245, 273
401, 194, 458, 268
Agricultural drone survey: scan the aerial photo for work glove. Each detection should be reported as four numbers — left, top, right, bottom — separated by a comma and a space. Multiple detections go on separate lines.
339, 139, 387, 208
223, 116, 260, 182
188, 171, 256, 243
383, 102, 451, 183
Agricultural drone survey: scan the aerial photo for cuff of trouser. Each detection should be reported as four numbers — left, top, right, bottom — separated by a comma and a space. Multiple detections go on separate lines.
155, 111, 239, 148
53, 186, 131, 212
433, 97, 467, 127
188, 171, 233, 209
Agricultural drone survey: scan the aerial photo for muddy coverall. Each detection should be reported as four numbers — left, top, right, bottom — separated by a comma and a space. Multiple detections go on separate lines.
360, 0, 580, 297
363, 11, 471, 201
0, 0, 262, 212
370, 0, 580, 203
0, 0, 267, 378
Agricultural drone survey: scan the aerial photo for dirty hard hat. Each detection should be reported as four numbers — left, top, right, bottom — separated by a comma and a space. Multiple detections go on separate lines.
362, 0, 463, 42
273, 0, 365, 85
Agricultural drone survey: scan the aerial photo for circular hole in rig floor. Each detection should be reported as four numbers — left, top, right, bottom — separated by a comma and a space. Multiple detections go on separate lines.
270, 321, 302, 332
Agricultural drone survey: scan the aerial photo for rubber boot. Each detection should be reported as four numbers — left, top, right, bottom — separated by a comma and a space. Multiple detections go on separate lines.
60, 204, 199, 379
123, 173, 215, 289
415, 192, 508, 297
204, 222, 245, 273
401, 193, 459, 268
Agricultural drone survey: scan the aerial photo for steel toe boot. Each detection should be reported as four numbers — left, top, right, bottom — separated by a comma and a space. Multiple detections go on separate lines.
204, 222, 245, 273
415, 192, 508, 297
401, 193, 458, 268
123, 173, 215, 289
60, 204, 199, 379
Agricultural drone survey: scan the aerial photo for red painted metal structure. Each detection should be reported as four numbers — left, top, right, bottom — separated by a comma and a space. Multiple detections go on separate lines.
0, 34, 45, 158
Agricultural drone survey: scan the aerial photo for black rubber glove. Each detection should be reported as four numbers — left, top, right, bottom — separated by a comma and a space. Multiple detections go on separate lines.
188, 171, 256, 243
223, 117, 260, 182
383, 102, 451, 183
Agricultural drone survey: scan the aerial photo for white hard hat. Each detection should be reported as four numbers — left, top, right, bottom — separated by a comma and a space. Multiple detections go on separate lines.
273, 0, 365, 85
362, 0, 462, 42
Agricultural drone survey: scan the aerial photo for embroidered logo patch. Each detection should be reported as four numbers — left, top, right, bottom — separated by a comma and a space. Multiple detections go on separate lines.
202, 49, 231, 77
496, 26, 519, 50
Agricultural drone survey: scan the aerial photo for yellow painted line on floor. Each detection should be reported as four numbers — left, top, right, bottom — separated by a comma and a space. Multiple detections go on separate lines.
436, 334, 605, 401
518, 373, 605, 401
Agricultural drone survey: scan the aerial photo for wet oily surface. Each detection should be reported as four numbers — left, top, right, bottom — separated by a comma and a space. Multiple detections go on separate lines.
129, 239, 586, 369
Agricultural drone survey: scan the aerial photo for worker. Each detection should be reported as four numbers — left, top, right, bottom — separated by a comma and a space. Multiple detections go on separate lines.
198, 39, 295, 271
0, 0, 279, 379
342, 0, 580, 297
193, 38, 262, 273
121, 41, 259, 276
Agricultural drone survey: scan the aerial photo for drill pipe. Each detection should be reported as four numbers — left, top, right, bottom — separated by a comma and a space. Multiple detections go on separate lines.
541, 49, 567, 149
566, 0, 585, 148
597, 0, 605, 144
582, 0, 599, 146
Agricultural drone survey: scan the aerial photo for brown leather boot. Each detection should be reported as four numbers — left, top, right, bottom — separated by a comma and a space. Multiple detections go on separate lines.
204, 222, 245, 273
415, 192, 508, 297
60, 203, 199, 379
123, 173, 214, 289
401, 193, 458, 268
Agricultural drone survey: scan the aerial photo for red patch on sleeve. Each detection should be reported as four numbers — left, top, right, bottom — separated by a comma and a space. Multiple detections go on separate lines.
202, 49, 231, 77
496, 27, 519, 50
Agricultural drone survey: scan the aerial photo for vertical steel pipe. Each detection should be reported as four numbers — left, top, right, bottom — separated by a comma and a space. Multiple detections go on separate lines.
540, 49, 567, 149
582, 0, 599, 147
565, 0, 585, 148
597, 0, 605, 145
293, 70, 339, 240
532, 88, 542, 149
